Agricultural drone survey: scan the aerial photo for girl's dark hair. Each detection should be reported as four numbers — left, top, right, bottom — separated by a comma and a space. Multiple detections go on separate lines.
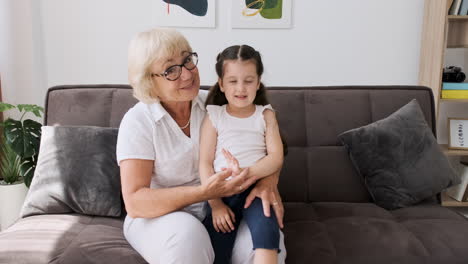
205, 44, 288, 156
205, 44, 269, 106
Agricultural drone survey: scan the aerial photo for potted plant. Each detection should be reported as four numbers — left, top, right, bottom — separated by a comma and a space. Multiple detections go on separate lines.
0, 102, 43, 230
0, 103, 43, 186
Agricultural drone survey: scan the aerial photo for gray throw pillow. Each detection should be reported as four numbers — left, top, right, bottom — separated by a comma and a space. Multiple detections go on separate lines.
21, 126, 121, 218
338, 99, 459, 210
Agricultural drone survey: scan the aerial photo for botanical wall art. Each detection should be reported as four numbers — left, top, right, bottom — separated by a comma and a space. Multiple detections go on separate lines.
231, 0, 292, 28
155, 0, 215, 28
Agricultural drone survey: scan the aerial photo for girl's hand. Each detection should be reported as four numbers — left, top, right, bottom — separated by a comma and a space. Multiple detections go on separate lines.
202, 168, 256, 198
222, 149, 241, 175
210, 201, 236, 233
244, 174, 284, 229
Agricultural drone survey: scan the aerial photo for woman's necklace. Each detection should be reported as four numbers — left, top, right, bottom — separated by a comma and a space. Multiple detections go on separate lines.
179, 118, 190, 129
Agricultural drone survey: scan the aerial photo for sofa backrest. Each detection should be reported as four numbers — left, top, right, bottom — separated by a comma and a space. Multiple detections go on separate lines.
45, 85, 435, 204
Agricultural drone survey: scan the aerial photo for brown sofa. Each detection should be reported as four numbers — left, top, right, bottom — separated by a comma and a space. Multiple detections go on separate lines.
1, 84, 467, 264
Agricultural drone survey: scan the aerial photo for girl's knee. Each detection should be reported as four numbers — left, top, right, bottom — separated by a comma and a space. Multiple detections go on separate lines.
243, 198, 280, 248
244, 198, 279, 228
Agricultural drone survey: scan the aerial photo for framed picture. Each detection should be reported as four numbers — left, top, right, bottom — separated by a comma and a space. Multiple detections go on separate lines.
448, 118, 468, 150
154, 0, 215, 28
231, 0, 292, 28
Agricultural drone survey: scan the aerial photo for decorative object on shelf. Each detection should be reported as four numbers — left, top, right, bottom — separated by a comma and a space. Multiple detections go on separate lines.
449, 0, 463, 15
0, 102, 44, 187
231, 0, 292, 28
459, 0, 468, 15
448, 118, 468, 150
441, 89, 468, 99
443, 66, 466, 83
441, 82, 468, 99
446, 158, 468, 201
155, 0, 215, 28
443, 82, 468, 89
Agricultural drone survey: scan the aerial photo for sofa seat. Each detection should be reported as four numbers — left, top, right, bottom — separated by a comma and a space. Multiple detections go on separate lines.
283, 202, 468, 264
0, 214, 146, 264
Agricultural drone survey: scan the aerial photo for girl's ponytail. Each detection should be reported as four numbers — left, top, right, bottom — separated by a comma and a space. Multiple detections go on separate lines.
205, 82, 228, 106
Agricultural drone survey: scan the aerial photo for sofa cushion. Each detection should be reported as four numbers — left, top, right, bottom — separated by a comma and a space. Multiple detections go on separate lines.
0, 214, 146, 264
283, 202, 468, 264
338, 99, 459, 210
20, 126, 122, 218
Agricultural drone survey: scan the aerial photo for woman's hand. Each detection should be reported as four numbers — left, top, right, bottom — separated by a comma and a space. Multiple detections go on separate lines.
202, 168, 256, 199
244, 173, 284, 229
210, 200, 236, 233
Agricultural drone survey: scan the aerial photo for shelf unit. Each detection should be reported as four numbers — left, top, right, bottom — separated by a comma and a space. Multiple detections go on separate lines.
447, 15, 468, 48
420, 0, 468, 206
442, 191, 468, 207
441, 144, 468, 156
440, 98, 468, 102
419, 0, 468, 112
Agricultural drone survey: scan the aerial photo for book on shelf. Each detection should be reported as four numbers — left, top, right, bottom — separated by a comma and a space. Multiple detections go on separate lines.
460, 0, 468, 15
442, 82, 468, 90
449, 0, 463, 15
446, 159, 468, 202
441, 89, 468, 99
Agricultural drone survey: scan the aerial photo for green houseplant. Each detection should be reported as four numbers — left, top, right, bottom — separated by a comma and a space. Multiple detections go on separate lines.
0, 136, 22, 184
0, 103, 44, 187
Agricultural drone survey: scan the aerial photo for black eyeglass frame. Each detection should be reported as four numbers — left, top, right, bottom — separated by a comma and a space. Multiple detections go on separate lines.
151, 52, 198, 81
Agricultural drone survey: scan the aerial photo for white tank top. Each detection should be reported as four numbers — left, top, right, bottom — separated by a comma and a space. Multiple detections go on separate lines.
206, 104, 273, 173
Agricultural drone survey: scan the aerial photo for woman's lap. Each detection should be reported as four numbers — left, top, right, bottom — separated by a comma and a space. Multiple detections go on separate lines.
124, 211, 286, 264
124, 211, 214, 264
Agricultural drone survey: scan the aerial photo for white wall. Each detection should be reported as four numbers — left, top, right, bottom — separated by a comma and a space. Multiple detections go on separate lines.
0, 0, 46, 120
2, 0, 425, 109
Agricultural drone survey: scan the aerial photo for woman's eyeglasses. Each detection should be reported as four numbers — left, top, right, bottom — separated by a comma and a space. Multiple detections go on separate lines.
152, 52, 198, 81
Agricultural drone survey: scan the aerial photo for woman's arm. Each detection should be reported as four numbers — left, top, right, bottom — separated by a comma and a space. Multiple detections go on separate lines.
121, 159, 253, 218
121, 159, 206, 218
248, 109, 284, 180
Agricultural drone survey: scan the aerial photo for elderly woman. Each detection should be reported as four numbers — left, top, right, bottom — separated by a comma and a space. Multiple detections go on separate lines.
116, 27, 286, 264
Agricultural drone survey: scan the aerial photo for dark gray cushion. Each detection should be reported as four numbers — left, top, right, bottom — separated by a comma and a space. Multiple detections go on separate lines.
338, 99, 459, 210
21, 126, 121, 218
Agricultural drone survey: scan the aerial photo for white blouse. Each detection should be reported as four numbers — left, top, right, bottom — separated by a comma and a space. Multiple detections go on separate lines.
116, 90, 208, 220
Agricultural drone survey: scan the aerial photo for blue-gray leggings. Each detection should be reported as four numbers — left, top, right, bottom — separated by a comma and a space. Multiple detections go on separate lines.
203, 185, 280, 264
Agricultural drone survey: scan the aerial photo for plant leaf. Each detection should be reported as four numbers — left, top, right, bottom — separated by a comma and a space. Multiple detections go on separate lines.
21, 157, 35, 187
3, 119, 42, 159
0, 138, 22, 184
17, 104, 44, 118
0, 103, 15, 113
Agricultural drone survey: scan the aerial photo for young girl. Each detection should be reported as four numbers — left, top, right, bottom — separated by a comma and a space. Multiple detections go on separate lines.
199, 45, 285, 264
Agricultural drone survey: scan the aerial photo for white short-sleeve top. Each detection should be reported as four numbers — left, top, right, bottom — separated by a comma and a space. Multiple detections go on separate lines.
116, 90, 208, 220
207, 104, 273, 173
